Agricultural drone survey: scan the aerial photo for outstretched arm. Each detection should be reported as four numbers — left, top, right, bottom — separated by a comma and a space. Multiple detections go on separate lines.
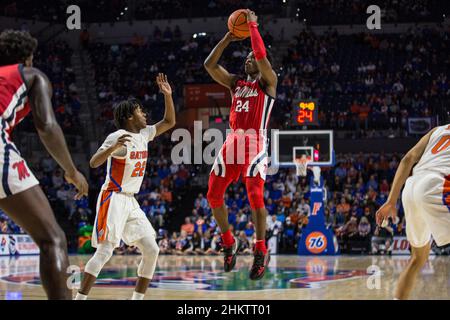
204, 32, 241, 89
246, 10, 277, 92
376, 128, 436, 225
154, 73, 176, 137
25, 67, 88, 199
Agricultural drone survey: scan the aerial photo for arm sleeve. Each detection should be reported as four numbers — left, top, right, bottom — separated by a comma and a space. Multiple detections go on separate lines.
140, 125, 157, 142
248, 21, 266, 61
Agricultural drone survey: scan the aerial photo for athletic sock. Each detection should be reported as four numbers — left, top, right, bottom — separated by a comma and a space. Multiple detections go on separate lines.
255, 240, 267, 255
131, 292, 145, 300
74, 292, 88, 300
221, 230, 235, 248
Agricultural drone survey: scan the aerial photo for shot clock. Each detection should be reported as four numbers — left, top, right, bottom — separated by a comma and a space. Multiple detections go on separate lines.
293, 100, 319, 126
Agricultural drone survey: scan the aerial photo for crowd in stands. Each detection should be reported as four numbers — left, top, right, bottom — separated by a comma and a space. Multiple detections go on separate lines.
18, 40, 81, 135
89, 24, 449, 139
0, 149, 407, 256
294, 0, 444, 25
109, 151, 408, 256
2, 0, 444, 24
2, 0, 127, 23
276, 25, 450, 138
134, 0, 281, 20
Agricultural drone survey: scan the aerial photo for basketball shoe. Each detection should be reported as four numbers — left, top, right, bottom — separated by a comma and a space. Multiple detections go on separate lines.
249, 249, 270, 280
223, 237, 241, 272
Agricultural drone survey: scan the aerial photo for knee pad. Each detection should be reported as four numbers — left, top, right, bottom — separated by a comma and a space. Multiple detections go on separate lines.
246, 177, 265, 210
84, 242, 115, 277
135, 237, 159, 279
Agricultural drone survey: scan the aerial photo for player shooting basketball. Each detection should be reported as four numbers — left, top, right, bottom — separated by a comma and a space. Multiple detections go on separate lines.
204, 9, 277, 280
0, 30, 89, 299
376, 123, 450, 299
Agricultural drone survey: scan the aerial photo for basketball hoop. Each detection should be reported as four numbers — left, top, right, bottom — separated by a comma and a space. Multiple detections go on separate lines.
295, 155, 311, 177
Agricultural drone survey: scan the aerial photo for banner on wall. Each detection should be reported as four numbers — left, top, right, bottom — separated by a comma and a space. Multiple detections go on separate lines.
408, 117, 433, 134
392, 236, 410, 254
0, 234, 39, 256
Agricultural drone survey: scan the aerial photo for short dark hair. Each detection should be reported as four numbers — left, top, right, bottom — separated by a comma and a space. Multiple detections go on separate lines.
0, 30, 38, 66
113, 98, 142, 129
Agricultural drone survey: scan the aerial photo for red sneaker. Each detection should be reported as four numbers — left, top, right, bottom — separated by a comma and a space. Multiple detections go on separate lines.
249, 250, 270, 280
222, 237, 241, 272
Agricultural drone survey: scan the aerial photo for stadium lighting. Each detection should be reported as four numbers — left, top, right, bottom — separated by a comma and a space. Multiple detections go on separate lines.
124, 7, 128, 11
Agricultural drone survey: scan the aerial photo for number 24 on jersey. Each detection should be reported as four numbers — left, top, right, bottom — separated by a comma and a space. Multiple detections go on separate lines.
235, 100, 249, 113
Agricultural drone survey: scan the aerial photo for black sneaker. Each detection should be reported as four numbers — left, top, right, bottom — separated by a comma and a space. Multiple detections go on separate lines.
249, 250, 270, 280
222, 237, 241, 272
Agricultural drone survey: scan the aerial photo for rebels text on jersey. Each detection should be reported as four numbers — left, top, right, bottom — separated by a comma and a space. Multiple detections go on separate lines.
229, 79, 275, 134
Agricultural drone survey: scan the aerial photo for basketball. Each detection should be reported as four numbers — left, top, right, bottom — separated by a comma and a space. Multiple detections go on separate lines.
227, 9, 250, 38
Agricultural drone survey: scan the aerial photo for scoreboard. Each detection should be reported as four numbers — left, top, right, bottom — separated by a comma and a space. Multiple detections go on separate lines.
293, 100, 319, 126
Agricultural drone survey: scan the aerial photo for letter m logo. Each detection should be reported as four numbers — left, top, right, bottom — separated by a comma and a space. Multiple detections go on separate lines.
12, 160, 30, 181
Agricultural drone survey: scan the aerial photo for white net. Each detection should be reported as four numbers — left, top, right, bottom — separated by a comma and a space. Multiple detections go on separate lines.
294, 155, 311, 177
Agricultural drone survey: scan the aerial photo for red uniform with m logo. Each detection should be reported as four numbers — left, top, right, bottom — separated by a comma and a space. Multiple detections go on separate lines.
0, 64, 38, 198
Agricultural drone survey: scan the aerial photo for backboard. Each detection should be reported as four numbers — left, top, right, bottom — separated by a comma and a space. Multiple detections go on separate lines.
271, 130, 334, 167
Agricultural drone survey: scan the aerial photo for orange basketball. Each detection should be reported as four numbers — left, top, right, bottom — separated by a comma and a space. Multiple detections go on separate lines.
227, 9, 250, 39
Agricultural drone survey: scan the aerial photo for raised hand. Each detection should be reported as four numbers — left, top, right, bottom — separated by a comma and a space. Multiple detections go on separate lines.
224, 32, 246, 42
156, 73, 172, 96
112, 134, 132, 151
246, 9, 258, 24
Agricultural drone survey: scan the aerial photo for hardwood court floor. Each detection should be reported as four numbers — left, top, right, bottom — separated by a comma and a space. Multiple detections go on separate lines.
0, 254, 449, 300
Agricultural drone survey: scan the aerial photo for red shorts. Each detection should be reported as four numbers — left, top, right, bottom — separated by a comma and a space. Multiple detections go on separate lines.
208, 133, 267, 210
210, 133, 268, 182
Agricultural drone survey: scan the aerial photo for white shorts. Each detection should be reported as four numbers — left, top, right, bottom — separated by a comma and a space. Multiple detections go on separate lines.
402, 173, 450, 247
0, 139, 39, 199
92, 191, 156, 248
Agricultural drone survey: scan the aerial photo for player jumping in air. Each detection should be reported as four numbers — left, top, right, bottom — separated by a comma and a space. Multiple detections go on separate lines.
204, 10, 277, 280
75, 74, 175, 300
0, 30, 89, 299
376, 123, 450, 299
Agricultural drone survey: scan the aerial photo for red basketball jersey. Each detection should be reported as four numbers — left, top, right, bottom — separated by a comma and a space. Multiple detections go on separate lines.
0, 64, 31, 136
229, 79, 275, 133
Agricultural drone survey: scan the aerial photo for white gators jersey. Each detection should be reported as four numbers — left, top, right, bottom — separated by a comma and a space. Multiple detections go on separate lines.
413, 124, 450, 177
99, 125, 156, 194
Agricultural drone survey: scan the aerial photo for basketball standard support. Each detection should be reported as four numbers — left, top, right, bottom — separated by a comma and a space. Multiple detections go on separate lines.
297, 167, 340, 255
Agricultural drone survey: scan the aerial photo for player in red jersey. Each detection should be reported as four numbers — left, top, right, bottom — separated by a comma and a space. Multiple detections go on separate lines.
204, 10, 277, 280
0, 30, 88, 299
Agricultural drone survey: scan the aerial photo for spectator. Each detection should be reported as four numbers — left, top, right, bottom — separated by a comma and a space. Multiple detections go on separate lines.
372, 219, 394, 255
181, 217, 195, 236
